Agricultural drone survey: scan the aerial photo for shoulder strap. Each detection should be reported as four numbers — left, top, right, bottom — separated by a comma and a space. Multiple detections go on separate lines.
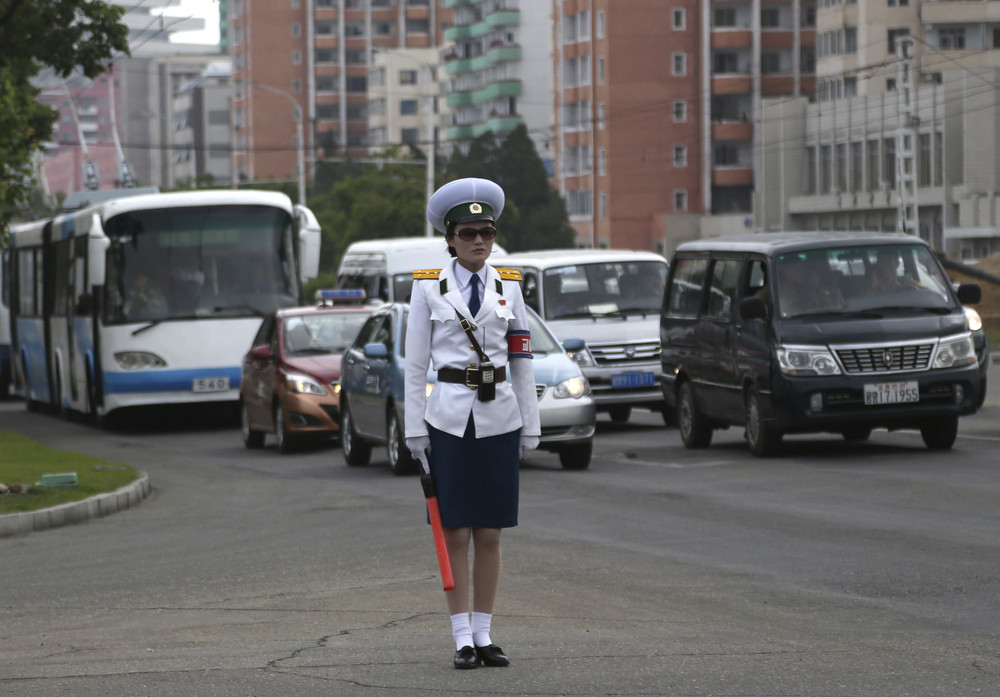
413, 268, 441, 279
495, 268, 522, 281
457, 312, 492, 365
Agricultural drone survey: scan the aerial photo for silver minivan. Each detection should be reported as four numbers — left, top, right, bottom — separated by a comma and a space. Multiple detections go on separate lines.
493, 249, 668, 423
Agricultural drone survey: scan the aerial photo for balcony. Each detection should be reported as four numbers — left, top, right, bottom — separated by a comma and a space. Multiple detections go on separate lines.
712, 75, 752, 94
712, 121, 753, 141
445, 45, 522, 75
711, 30, 752, 49
761, 75, 796, 95
446, 79, 522, 107
447, 114, 522, 140
712, 167, 754, 187
761, 30, 795, 49
445, 10, 520, 41
921, 1, 1000, 24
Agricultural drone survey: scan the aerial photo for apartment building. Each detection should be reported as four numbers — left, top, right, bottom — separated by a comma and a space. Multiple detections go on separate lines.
171, 63, 233, 188
554, 0, 816, 251
230, 0, 450, 186
441, 1, 554, 164
757, 0, 1000, 260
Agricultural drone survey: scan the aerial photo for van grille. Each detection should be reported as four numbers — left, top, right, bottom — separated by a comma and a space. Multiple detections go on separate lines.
834, 342, 934, 374
588, 340, 661, 366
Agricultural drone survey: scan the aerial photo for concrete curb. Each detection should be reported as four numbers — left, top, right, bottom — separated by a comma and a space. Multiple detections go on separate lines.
0, 473, 151, 538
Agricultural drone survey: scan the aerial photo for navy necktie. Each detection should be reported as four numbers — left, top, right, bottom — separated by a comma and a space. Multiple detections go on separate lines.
468, 274, 481, 316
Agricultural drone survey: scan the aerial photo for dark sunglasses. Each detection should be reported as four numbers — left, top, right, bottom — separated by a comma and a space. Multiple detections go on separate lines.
454, 226, 497, 241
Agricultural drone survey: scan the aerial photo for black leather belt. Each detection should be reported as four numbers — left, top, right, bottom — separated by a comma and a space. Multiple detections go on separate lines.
438, 365, 506, 388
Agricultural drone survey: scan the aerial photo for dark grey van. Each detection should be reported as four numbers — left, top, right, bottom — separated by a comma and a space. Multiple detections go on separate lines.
660, 232, 983, 456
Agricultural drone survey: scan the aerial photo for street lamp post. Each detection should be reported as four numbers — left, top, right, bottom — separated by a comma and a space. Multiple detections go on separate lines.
242, 80, 306, 207
371, 48, 437, 236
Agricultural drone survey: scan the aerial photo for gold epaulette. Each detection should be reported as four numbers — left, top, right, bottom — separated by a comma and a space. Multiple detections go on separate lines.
413, 268, 441, 279
496, 268, 523, 281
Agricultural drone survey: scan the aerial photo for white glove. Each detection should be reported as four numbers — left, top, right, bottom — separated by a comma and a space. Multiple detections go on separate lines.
406, 436, 431, 474
518, 435, 540, 461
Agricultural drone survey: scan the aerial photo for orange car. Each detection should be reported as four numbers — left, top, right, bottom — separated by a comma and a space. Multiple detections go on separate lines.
240, 291, 376, 452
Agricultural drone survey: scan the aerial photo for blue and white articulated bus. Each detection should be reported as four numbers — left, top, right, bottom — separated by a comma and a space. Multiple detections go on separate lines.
4, 189, 321, 422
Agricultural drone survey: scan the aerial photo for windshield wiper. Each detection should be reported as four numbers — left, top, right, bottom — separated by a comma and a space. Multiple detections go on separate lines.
132, 321, 163, 336
553, 310, 596, 320
863, 305, 951, 314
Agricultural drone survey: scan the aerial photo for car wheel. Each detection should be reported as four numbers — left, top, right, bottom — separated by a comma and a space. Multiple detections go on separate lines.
920, 415, 958, 450
678, 382, 712, 449
841, 426, 872, 442
241, 399, 265, 449
387, 409, 418, 476
745, 388, 781, 457
341, 399, 372, 466
558, 441, 592, 470
274, 403, 295, 454
608, 405, 631, 424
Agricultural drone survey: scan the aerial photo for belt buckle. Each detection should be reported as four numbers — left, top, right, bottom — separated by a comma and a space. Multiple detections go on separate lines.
464, 367, 477, 389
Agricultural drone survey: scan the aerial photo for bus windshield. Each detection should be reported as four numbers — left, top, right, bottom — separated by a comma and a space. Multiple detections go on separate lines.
542, 261, 667, 321
103, 205, 298, 323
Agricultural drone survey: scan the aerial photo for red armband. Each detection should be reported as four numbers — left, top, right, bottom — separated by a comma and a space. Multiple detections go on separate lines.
507, 329, 532, 358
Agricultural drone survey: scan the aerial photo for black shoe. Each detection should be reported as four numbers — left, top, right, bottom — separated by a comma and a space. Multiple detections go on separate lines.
454, 645, 477, 670
475, 644, 510, 667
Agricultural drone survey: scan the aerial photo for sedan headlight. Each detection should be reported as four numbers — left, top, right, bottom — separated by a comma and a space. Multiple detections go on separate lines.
776, 344, 841, 376
932, 334, 976, 369
964, 306, 983, 332
114, 351, 167, 370
286, 373, 326, 395
553, 376, 589, 399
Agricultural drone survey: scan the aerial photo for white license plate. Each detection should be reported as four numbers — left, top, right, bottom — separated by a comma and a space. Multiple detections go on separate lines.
193, 377, 230, 393
611, 371, 655, 388
863, 381, 919, 406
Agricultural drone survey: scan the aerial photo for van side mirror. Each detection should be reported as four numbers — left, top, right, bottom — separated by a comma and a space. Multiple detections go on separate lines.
562, 338, 585, 352
363, 342, 389, 358
740, 296, 767, 319
956, 283, 981, 305
250, 345, 273, 360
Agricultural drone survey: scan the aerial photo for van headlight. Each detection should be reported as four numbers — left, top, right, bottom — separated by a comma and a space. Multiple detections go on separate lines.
286, 373, 326, 395
566, 346, 595, 368
553, 376, 589, 399
932, 334, 976, 369
964, 306, 983, 332
776, 345, 841, 376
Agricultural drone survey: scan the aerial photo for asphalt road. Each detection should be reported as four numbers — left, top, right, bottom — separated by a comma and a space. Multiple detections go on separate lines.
1, 364, 999, 697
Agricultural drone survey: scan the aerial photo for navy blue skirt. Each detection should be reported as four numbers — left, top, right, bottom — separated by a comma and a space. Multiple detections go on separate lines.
427, 416, 520, 529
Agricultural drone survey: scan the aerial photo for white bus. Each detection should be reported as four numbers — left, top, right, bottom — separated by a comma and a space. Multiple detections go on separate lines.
0, 254, 10, 399
5, 189, 321, 422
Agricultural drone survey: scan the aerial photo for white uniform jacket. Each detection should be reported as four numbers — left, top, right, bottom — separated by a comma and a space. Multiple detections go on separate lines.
404, 259, 541, 440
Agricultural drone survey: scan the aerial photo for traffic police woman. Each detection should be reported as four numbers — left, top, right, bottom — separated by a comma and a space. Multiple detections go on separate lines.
404, 178, 541, 669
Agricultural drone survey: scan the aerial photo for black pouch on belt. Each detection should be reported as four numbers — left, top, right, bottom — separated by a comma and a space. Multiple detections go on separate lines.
477, 361, 496, 402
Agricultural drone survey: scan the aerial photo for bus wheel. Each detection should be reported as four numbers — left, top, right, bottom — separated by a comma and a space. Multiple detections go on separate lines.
241, 400, 265, 449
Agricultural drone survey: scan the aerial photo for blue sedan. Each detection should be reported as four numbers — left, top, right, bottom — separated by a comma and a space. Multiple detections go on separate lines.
339, 303, 596, 474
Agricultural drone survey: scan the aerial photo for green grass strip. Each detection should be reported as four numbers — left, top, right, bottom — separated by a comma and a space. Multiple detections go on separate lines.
0, 431, 138, 515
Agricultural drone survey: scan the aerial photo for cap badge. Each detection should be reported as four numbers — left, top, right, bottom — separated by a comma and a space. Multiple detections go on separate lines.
470, 203, 483, 214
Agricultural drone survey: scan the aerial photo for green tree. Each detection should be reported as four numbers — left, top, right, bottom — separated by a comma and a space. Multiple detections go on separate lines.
0, 0, 129, 237
442, 124, 573, 252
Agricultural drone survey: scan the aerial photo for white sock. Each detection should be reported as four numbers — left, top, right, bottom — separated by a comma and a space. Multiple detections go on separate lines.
451, 613, 472, 650
471, 611, 492, 647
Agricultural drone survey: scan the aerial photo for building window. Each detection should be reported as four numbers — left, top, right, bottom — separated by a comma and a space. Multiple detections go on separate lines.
820, 144, 831, 192
672, 53, 686, 76
596, 11, 605, 38
291, 23, 301, 38
713, 52, 739, 74
599, 193, 607, 220
918, 133, 931, 186
883, 137, 896, 188
399, 70, 418, 85
598, 148, 607, 176
867, 139, 880, 190
761, 52, 780, 74
673, 146, 687, 167
888, 0, 909, 5
400, 99, 419, 115
714, 8, 736, 27
292, 79, 302, 93
938, 28, 965, 50
836, 143, 848, 192
672, 8, 685, 30
806, 146, 816, 194
673, 100, 687, 122
888, 28, 909, 54
401, 128, 419, 145
292, 50, 302, 65
674, 191, 687, 211
761, 8, 780, 27
851, 142, 863, 192
597, 56, 605, 84
598, 102, 605, 130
